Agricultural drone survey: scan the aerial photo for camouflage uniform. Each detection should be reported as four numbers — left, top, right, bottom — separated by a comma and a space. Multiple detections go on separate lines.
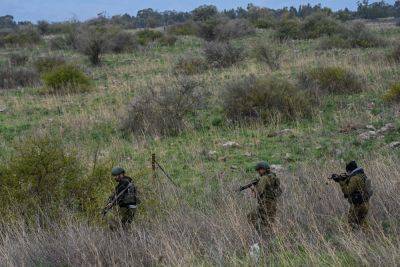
334, 168, 372, 229
108, 176, 138, 228
248, 171, 282, 232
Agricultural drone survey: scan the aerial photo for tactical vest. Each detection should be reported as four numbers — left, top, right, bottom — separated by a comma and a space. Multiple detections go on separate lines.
257, 172, 282, 200
339, 169, 373, 205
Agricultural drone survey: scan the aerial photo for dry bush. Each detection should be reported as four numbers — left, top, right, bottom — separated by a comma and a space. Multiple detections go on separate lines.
42, 65, 92, 94
383, 83, 400, 103
222, 75, 315, 122
123, 78, 208, 137
387, 44, 400, 63
174, 52, 208, 75
299, 66, 364, 95
34, 56, 66, 74
8, 53, 28, 66
108, 31, 138, 53
1, 157, 399, 266
214, 19, 255, 41
0, 66, 40, 90
203, 41, 245, 68
76, 25, 110, 65
253, 42, 283, 70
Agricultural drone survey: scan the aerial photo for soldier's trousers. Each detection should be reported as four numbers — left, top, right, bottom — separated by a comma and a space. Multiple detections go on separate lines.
248, 199, 278, 232
119, 206, 136, 226
348, 202, 369, 229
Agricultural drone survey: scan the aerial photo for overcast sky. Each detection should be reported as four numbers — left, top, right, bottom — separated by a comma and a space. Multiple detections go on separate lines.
0, 0, 396, 22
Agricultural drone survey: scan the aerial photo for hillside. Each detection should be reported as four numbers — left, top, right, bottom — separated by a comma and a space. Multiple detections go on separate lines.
0, 13, 400, 266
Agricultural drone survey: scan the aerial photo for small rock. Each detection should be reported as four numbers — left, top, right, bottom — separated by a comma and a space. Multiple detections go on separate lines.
334, 149, 343, 157
222, 141, 240, 148
377, 123, 395, 135
270, 164, 284, 172
230, 165, 238, 170
244, 152, 253, 157
0, 106, 6, 112
367, 102, 375, 110
389, 142, 400, 149
208, 150, 217, 156
284, 153, 292, 160
358, 131, 377, 141
365, 125, 376, 131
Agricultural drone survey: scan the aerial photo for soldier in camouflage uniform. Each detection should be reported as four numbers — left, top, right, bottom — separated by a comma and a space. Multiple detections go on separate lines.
330, 161, 373, 229
247, 162, 282, 232
105, 167, 139, 228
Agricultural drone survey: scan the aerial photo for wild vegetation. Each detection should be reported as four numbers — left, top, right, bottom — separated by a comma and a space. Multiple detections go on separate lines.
0, 1, 400, 266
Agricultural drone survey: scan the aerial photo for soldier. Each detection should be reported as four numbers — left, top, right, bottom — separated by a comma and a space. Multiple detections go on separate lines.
104, 167, 139, 228
330, 161, 373, 229
247, 161, 282, 232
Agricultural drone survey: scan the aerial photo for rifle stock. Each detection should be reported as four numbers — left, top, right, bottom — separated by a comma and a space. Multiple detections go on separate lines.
101, 183, 132, 217
238, 179, 259, 192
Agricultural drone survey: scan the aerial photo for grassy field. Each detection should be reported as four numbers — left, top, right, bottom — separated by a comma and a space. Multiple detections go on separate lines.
0, 20, 400, 265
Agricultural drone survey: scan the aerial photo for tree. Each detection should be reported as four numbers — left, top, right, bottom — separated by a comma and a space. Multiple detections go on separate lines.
192, 5, 218, 21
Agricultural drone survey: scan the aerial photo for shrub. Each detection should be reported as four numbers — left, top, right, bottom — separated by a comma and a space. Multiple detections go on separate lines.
0, 27, 42, 47
253, 43, 283, 70
167, 21, 198, 36
299, 66, 364, 94
34, 56, 66, 74
49, 36, 70, 50
275, 18, 302, 40
37, 20, 50, 35
196, 18, 220, 41
108, 31, 138, 53
135, 29, 163, 46
42, 65, 92, 94
174, 53, 207, 75
319, 22, 385, 50
123, 78, 207, 136
203, 42, 245, 68
158, 34, 178, 46
383, 83, 400, 103
192, 5, 218, 21
0, 67, 40, 89
8, 53, 29, 66
0, 134, 81, 219
387, 45, 400, 63
222, 75, 315, 122
77, 25, 109, 65
214, 19, 255, 41
302, 13, 343, 39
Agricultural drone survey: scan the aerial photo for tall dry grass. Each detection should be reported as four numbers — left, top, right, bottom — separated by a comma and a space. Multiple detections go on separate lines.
1, 156, 399, 266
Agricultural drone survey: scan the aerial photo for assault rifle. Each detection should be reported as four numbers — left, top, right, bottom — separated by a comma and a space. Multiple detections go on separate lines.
238, 179, 259, 192
329, 173, 348, 182
101, 183, 132, 217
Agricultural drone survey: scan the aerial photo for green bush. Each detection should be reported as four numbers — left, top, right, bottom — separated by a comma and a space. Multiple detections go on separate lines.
174, 53, 207, 75
222, 75, 315, 122
299, 66, 364, 94
0, 66, 40, 89
0, 27, 42, 47
275, 18, 302, 40
302, 13, 343, 39
158, 34, 178, 46
203, 41, 245, 68
34, 56, 66, 74
319, 22, 384, 50
42, 65, 92, 94
76, 25, 110, 65
253, 42, 283, 70
167, 21, 198, 36
135, 29, 163, 46
383, 83, 400, 103
123, 78, 207, 136
49, 35, 72, 50
0, 134, 81, 219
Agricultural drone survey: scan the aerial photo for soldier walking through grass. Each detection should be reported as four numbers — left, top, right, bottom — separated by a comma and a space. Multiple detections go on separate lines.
246, 161, 283, 233
329, 161, 373, 230
104, 167, 139, 229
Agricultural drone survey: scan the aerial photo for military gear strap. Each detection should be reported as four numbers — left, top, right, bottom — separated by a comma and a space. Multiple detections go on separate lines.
102, 183, 133, 217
